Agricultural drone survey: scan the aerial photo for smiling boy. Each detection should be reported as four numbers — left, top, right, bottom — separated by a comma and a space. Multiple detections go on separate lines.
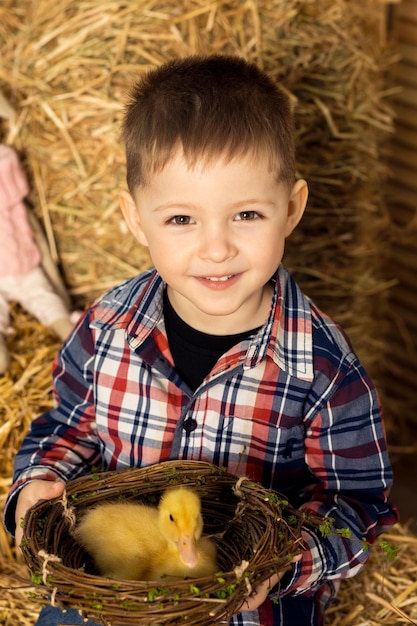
5, 55, 397, 626
119, 152, 306, 336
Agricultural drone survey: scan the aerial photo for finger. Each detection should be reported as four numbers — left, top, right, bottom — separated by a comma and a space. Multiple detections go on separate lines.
237, 573, 280, 613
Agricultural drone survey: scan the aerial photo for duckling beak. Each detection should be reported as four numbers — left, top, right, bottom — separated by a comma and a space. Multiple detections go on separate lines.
177, 534, 199, 568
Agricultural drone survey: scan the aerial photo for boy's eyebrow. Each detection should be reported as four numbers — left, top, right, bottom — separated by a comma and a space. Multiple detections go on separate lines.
150, 202, 194, 213
229, 198, 277, 209
150, 198, 278, 213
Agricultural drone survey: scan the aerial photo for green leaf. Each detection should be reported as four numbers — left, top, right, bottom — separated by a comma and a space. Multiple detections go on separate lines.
336, 528, 352, 538
379, 539, 398, 562
31, 572, 43, 585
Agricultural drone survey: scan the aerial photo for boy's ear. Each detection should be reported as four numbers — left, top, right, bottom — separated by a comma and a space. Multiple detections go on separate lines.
285, 179, 308, 238
119, 191, 149, 248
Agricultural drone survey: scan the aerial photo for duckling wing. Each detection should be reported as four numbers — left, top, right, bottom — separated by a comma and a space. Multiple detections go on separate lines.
194, 535, 218, 577
74, 502, 165, 580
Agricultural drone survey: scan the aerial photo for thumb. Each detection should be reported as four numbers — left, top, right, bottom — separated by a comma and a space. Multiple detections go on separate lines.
28, 479, 66, 505
45, 479, 66, 498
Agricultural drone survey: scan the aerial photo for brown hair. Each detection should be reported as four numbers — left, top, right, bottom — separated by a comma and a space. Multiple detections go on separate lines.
121, 55, 295, 193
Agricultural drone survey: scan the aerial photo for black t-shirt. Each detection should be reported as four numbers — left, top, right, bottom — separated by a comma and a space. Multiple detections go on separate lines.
163, 291, 260, 391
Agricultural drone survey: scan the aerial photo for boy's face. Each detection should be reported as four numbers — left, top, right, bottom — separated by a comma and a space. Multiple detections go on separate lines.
120, 151, 308, 335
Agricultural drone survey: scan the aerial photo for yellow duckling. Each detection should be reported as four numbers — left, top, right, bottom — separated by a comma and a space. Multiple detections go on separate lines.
74, 486, 218, 581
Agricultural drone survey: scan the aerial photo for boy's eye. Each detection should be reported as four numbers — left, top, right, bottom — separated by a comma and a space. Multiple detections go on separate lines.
169, 215, 193, 225
235, 210, 259, 221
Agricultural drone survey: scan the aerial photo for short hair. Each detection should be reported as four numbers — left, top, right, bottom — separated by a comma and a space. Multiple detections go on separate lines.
121, 55, 295, 193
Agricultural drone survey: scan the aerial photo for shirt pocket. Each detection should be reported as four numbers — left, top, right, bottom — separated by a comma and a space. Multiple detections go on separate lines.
207, 413, 306, 493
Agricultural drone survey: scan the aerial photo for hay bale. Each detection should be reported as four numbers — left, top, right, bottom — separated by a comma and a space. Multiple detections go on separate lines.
1, 2, 414, 625
326, 524, 417, 626
0, 558, 39, 626
0, 304, 59, 481
0, 0, 395, 389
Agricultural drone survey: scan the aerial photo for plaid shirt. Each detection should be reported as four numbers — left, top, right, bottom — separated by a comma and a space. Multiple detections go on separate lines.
6, 265, 398, 625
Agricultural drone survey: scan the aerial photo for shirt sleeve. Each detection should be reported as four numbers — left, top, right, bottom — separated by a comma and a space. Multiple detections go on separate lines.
282, 354, 399, 596
4, 310, 101, 535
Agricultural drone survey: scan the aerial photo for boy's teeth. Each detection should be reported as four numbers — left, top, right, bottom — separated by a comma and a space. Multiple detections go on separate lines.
206, 276, 231, 281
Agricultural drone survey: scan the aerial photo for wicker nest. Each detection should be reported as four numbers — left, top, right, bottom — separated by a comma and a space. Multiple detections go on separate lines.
21, 460, 322, 626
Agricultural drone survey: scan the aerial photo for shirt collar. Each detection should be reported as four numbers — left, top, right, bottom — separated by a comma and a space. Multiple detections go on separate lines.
244, 266, 314, 381
91, 265, 314, 381
91, 268, 163, 345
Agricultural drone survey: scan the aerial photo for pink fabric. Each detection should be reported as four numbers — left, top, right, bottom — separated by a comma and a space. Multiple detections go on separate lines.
0, 267, 71, 333
0, 144, 41, 276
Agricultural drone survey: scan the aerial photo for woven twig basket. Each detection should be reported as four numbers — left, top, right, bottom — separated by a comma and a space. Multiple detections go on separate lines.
22, 460, 321, 626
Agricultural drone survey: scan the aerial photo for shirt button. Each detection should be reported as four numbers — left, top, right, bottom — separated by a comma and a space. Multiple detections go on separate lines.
183, 418, 198, 433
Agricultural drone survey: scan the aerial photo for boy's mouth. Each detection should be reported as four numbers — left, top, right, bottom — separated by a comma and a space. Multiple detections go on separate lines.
197, 274, 239, 290
204, 275, 233, 282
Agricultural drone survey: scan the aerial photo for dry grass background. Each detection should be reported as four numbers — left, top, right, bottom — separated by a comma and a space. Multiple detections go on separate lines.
0, 0, 416, 624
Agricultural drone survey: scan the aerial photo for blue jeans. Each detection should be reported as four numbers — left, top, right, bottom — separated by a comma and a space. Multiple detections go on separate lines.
35, 606, 100, 625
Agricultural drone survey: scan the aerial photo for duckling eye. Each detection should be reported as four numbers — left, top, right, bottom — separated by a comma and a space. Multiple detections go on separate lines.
169, 514, 175, 522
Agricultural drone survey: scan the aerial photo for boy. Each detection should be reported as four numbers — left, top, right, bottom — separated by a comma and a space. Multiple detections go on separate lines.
4, 55, 398, 626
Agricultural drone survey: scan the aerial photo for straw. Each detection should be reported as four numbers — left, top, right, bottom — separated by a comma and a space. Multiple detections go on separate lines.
0, 0, 396, 389
1, 1, 415, 625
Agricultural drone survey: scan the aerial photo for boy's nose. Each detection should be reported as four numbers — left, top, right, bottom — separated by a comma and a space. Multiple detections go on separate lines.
199, 227, 237, 263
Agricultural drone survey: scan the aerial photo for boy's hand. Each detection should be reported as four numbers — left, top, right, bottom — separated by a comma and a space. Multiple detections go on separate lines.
238, 554, 301, 613
15, 479, 65, 549
239, 572, 281, 613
